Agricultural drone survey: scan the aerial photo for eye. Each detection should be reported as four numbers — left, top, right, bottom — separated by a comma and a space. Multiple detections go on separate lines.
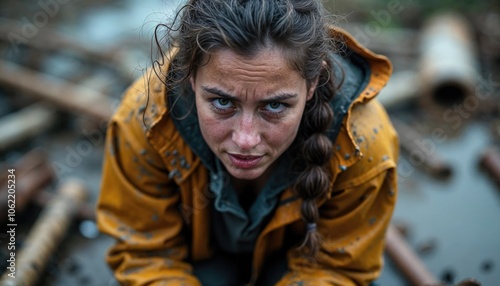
213, 98, 232, 108
210, 98, 235, 114
264, 102, 287, 113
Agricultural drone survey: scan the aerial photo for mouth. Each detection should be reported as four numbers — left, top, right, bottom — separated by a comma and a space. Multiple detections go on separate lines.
228, 153, 263, 169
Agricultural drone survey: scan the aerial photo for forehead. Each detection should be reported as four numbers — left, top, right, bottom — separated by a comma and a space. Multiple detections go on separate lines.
195, 47, 305, 90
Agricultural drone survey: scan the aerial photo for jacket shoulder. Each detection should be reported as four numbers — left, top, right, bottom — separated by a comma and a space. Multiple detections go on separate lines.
112, 69, 167, 124
332, 99, 399, 189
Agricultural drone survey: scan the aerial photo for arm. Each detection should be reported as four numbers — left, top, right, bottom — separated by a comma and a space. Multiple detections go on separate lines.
277, 168, 398, 286
96, 87, 201, 285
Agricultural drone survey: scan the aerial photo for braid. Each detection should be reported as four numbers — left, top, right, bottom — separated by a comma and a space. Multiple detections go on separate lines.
293, 59, 335, 258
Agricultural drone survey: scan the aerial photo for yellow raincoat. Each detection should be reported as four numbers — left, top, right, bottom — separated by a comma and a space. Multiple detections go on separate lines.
97, 29, 399, 285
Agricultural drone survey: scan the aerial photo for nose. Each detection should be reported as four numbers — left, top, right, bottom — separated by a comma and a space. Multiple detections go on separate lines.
231, 113, 261, 151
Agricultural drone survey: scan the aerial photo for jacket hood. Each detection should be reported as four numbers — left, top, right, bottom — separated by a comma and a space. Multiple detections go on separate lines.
326, 27, 392, 142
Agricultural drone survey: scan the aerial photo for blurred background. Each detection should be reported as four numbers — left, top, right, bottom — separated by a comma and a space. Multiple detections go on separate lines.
0, 0, 499, 285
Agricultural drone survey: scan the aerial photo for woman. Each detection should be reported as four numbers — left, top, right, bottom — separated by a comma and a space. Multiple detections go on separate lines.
97, 0, 399, 285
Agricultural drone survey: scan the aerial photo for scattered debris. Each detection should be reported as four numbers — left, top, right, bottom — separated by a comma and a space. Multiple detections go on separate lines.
385, 225, 440, 286
0, 179, 88, 285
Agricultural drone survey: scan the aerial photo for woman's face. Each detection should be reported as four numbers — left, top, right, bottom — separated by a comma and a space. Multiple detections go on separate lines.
191, 47, 317, 182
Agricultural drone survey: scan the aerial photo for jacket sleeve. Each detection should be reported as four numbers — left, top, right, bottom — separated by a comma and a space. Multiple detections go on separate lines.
96, 86, 201, 285
276, 167, 398, 286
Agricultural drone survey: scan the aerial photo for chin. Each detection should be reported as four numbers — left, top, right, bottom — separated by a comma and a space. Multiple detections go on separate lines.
227, 167, 264, 181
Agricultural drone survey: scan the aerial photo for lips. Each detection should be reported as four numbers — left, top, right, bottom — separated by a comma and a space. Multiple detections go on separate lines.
228, 153, 263, 169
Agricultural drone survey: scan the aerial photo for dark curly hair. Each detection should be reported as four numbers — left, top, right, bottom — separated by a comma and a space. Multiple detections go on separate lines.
152, 0, 338, 258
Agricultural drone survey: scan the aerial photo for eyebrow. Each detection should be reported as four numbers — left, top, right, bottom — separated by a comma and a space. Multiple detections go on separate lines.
201, 86, 298, 103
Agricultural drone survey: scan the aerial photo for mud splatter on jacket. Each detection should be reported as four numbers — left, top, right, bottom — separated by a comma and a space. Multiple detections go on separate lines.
96, 28, 399, 285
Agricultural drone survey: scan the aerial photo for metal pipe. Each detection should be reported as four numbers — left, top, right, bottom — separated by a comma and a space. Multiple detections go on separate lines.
0, 179, 88, 286
0, 103, 58, 152
391, 118, 453, 180
0, 60, 113, 123
419, 13, 478, 110
385, 225, 440, 286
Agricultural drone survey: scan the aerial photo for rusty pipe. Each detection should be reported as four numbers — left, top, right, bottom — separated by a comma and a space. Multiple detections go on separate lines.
0, 149, 54, 222
478, 147, 500, 189
0, 179, 87, 286
0, 60, 113, 123
0, 150, 93, 221
419, 13, 479, 110
385, 225, 440, 286
391, 118, 453, 180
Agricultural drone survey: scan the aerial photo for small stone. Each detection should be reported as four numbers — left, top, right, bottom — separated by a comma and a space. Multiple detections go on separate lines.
441, 269, 455, 284
481, 260, 494, 273
417, 239, 437, 255
393, 221, 410, 238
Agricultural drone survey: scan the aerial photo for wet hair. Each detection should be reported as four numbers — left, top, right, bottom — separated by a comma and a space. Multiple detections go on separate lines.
152, 0, 337, 258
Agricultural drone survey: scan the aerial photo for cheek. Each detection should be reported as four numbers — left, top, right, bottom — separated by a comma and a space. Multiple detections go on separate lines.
265, 114, 303, 148
197, 109, 228, 145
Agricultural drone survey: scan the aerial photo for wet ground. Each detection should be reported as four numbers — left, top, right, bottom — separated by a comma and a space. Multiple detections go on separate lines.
378, 121, 500, 285
0, 0, 499, 285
